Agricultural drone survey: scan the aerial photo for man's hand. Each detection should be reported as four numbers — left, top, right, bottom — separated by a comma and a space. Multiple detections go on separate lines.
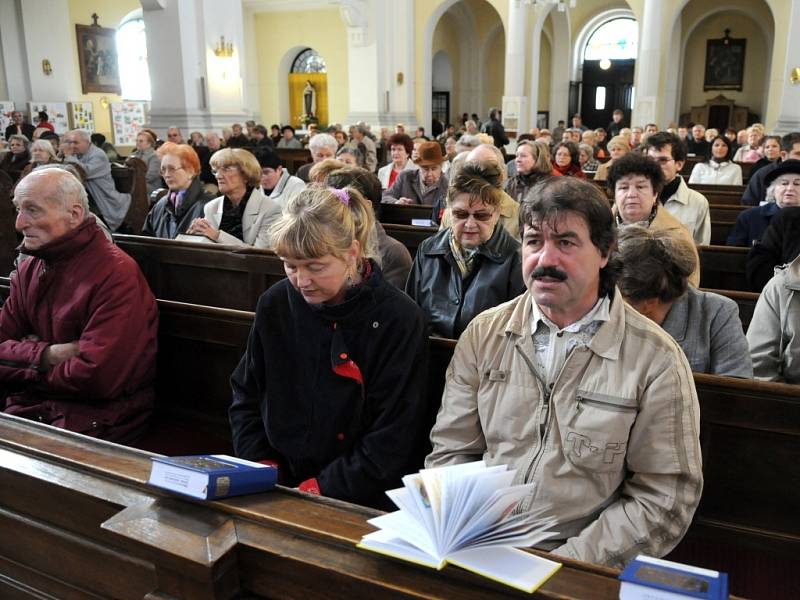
42, 342, 81, 370
398, 197, 415, 205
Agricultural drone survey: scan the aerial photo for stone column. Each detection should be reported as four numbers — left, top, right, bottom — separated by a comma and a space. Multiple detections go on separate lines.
773, 0, 800, 134
632, 0, 664, 127
142, 0, 248, 135
342, 0, 416, 127
502, 0, 528, 136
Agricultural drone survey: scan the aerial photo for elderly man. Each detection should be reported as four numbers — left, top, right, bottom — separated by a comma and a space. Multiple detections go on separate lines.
686, 124, 709, 157
5, 110, 36, 140
644, 131, 710, 245
166, 127, 184, 144
296, 132, 337, 183
62, 129, 131, 231
351, 125, 377, 173
0, 168, 158, 443
382, 141, 449, 223
426, 176, 702, 568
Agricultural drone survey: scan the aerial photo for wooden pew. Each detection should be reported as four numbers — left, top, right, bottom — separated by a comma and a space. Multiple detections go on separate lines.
276, 148, 312, 175
380, 203, 435, 225
114, 234, 286, 311
709, 204, 746, 245
698, 245, 749, 291
0, 413, 631, 600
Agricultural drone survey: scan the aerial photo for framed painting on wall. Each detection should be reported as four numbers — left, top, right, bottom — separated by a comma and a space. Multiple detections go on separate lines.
76, 24, 121, 94
537, 111, 549, 130
704, 29, 746, 92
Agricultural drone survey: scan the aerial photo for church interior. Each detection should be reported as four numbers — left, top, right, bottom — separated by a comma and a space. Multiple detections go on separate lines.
0, 0, 799, 598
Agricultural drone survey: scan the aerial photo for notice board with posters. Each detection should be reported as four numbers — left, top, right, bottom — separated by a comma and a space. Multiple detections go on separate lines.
110, 101, 146, 146
28, 102, 69, 134
69, 101, 95, 132
0, 102, 15, 134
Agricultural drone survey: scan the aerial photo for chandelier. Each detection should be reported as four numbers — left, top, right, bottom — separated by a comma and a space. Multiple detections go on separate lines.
520, 0, 576, 11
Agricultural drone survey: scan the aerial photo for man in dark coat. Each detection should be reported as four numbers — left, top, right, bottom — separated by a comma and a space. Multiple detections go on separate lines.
4, 110, 35, 140
0, 168, 158, 443
483, 107, 509, 150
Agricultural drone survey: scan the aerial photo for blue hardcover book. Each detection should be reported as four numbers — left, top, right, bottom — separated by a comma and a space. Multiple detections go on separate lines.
619, 555, 728, 600
148, 454, 278, 500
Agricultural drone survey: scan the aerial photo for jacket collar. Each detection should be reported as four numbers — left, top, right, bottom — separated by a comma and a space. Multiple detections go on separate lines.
663, 176, 687, 204
504, 288, 624, 360
424, 224, 512, 264
783, 254, 800, 290
21, 217, 103, 263
268, 169, 291, 198
215, 187, 260, 218
661, 290, 692, 342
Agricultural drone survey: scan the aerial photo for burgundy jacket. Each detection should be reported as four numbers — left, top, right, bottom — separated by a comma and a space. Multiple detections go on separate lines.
0, 218, 158, 443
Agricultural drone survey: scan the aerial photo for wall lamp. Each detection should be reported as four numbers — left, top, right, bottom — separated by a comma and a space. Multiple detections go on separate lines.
214, 36, 234, 58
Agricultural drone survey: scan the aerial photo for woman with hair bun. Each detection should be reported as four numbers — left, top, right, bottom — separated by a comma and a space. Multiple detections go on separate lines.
229, 185, 429, 509
617, 225, 752, 378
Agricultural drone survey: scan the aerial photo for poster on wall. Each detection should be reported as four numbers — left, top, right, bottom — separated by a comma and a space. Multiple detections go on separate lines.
110, 101, 146, 145
28, 102, 69, 134
0, 102, 15, 134
68, 101, 95, 132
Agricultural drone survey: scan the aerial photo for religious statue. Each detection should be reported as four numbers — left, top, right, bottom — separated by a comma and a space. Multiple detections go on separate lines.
303, 81, 316, 118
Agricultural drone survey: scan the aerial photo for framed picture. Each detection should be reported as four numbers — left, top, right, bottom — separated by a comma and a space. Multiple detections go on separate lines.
704, 30, 746, 92
76, 24, 121, 94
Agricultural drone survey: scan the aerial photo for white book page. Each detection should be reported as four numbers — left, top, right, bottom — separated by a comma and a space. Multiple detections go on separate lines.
358, 530, 443, 569
401, 472, 438, 548
368, 510, 438, 558
441, 468, 515, 551
446, 546, 561, 593
450, 484, 534, 548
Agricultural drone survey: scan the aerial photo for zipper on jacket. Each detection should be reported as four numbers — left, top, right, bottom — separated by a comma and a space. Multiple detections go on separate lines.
513, 342, 551, 484
576, 395, 637, 413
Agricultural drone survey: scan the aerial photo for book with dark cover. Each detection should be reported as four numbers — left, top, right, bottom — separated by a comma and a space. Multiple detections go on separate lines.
148, 454, 277, 500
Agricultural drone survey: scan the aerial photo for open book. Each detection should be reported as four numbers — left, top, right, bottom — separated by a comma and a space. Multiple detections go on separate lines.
357, 461, 562, 593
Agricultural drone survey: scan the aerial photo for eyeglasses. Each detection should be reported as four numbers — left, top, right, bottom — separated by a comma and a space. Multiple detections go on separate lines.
651, 157, 674, 165
451, 209, 495, 222
160, 165, 184, 175
212, 165, 239, 176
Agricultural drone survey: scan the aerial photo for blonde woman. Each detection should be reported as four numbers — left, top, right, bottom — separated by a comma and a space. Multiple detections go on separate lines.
593, 135, 630, 182
229, 185, 429, 509
189, 148, 281, 247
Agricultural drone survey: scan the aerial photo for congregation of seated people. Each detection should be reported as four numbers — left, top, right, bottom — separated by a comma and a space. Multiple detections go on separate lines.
3, 107, 800, 574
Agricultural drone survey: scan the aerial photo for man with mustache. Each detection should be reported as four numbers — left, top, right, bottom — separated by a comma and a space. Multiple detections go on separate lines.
426, 176, 703, 569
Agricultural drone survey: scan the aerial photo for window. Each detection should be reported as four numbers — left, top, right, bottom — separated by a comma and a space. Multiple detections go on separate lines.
595, 87, 606, 110
583, 18, 638, 61
116, 18, 151, 100
291, 48, 327, 74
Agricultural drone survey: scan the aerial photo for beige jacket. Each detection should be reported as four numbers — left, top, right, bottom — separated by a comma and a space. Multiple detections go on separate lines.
747, 255, 800, 382
426, 290, 703, 568
662, 177, 711, 246
203, 187, 282, 248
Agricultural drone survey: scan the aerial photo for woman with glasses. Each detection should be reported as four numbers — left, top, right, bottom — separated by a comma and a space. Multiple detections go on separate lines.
141, 142, 212, 239
130, 129, 162, 195
406, 162, 525, 338
189, 148, 282, 247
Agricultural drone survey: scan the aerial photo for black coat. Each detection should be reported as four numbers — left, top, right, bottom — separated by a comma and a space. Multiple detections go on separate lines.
405, 225, 525, 339
229, 261, 430, 509
5, 123, 35, 141
141, 177, 212, 239
746, 206, 800, 291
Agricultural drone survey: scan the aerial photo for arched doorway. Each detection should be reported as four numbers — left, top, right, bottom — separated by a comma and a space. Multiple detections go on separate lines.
579, 17, 637, 129
432, 51, 454, 130
288, 48, 328, 128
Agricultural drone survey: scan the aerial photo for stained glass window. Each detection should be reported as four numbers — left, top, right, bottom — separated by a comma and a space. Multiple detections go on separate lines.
291, 48, 327, 73
584, 18, 638, 61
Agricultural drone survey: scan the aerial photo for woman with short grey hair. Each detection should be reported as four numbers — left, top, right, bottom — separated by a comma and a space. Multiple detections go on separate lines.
617, 225, 752, 377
